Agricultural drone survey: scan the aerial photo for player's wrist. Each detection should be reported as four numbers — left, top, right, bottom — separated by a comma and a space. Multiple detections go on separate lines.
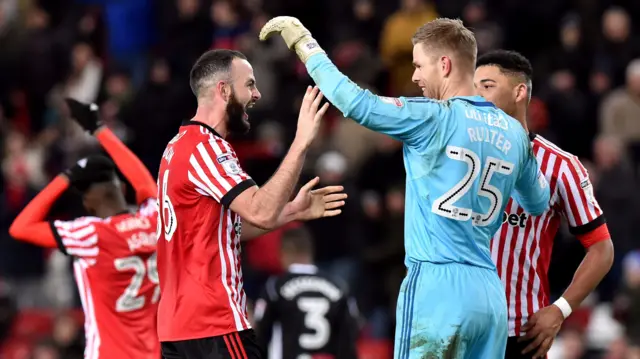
290, 136, 312, 152
294, 36, 325, 64
552, 297, 572, 319
93, 124, 108, 136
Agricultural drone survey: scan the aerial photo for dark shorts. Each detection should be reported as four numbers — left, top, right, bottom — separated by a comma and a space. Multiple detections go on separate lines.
505, 336, 546, 359
161, 330, 264, 359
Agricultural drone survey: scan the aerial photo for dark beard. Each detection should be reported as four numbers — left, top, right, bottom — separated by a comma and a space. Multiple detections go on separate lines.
226, 89, 250, 135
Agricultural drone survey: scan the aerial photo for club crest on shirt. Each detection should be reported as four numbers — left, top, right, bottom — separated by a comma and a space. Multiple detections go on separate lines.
217, 153, 241, 175
379, 97, 403, 107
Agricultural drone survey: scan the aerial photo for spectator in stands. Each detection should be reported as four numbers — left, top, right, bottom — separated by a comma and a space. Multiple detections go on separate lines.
600, 59, 640, 167
0, 131, 47, 308
51, 314, 83, 359
0, 281, 16, 347
461, 0, 503, 55
305, 151, 364, 293
380, 0, 437, 96
31, 338, 61, 359
593, 134, 640, 301
543, 69, 591, 157
594, 7, 640, 88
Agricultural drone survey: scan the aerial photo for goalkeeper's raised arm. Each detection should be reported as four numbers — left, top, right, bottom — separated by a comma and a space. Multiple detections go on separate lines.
259, 16, 443, 151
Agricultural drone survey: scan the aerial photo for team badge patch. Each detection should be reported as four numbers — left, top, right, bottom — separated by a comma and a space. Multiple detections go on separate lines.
380, 97, 404, 107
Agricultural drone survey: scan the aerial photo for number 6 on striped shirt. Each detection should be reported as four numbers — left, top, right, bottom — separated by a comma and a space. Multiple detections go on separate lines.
160, 170, 177, 241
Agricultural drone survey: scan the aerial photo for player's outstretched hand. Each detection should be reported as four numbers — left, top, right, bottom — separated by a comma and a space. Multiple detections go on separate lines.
294, 86, 330, 149
259, 16, 325, 63
65, 98, 104, 134
289, 177, 347, 221
519, 305, 564, 358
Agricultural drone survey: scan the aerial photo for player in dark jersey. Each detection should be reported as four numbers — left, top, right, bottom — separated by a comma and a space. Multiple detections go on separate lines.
253, 226, 359, 359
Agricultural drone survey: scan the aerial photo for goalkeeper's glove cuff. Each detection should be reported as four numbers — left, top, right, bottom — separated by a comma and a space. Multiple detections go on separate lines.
294, 36, 325, 64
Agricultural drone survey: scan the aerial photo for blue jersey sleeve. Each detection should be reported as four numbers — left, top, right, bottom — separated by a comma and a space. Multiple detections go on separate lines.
306, 54, 442, 151
512, 143, 550, 216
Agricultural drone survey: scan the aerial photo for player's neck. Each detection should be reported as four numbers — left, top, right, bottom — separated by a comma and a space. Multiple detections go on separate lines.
95, 203, 128, 218
440, 78, 475, 100
193, 103, 229, 138
514, 106, 529, 133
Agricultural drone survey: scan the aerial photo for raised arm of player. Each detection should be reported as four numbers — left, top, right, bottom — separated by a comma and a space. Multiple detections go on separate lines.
65, 98, 157, 205
259, 17, 442, 152
305, 54, 443, 151
512, 141, 550, 216
9, 175, 69, 248
228, 87, 329, 230
94, 127, 157, 204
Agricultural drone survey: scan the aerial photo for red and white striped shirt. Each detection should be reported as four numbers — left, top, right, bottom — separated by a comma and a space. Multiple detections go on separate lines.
156, 120, 256, 341
491, 133, 606, 337
51, 198, 160, 359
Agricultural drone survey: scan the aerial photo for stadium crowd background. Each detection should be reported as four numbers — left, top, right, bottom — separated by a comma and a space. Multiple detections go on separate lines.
1, 0, 640, 358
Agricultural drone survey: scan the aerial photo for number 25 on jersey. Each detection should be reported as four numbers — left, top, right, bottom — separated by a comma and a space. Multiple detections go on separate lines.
158, 169, 177, 241
432, 146, 514, 226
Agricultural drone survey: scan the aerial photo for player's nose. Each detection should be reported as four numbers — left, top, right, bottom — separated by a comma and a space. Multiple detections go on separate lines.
252, 88, 261, 101
411, 68, 420, 84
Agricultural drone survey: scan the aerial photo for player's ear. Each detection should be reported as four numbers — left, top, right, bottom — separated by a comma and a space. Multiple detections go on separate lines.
440, 56, 452, 77
218, 81, 233, 102
514, 83, 528, 103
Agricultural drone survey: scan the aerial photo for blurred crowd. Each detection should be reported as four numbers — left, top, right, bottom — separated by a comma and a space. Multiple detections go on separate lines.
1, 0, 640, 358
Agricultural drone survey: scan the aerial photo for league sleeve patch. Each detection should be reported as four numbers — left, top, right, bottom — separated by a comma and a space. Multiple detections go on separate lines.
217, 153, 241, 175
581, 179, 598, 206
379, 96, 404, 107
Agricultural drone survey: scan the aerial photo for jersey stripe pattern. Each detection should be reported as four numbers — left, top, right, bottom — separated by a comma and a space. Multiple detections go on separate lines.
156, 121, 256, 341
51, 198, 160, 359
491, 134, 604, 336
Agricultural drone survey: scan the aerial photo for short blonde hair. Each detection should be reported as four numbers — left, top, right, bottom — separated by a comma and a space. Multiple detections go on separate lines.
412, 18, 477, 68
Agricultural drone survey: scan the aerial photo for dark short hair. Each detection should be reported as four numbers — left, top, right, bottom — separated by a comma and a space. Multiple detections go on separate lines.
281, 226, 314, 257
72, 155, 117, 193
476, 50, 533, 80
189, 49, 247, 98
477, 50, 533, 98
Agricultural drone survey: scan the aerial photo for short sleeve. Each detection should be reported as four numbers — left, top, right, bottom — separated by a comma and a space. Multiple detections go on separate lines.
50, 217, 102, 260
186, 137, 256, 207
556, 156, 605, 234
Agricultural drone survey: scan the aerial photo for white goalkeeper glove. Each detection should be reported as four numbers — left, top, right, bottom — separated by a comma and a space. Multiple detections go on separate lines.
259, 16, 326, 64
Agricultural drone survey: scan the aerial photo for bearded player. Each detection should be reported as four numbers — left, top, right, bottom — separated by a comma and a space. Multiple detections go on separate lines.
9, 99, 160, 358
474, 50, 614, 359
156, 49, 347, 359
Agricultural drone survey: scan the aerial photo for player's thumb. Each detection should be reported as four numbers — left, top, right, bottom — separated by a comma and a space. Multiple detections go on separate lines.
301, 176, 320, 191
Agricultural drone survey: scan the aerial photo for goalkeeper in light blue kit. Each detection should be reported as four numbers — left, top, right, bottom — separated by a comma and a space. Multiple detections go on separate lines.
261, 17, 550, 359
